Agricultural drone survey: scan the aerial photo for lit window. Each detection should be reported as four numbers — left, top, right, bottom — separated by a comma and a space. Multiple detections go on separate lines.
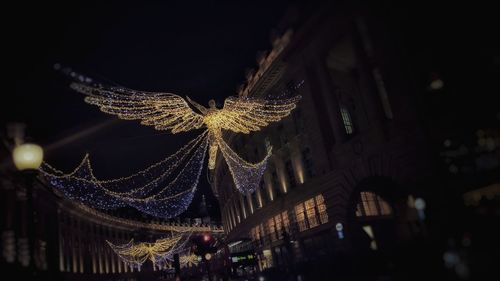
275, 214, 282, 238
255, 227, 260, 241
264, 212, 291, 241
315, 195, 329, 224
282, 211, 290, 233
362, 192, 378, 216
268, 219, 277, 241
305, 198, 319, 228
258, 224, 265, 243
340, 106, 354, 135
295, 194, 328, 232
294, 204, 307, 232
250, 228, 256, 241
250, 226, 262, 245
356, 191, 393, 217
380, 199, 392, 215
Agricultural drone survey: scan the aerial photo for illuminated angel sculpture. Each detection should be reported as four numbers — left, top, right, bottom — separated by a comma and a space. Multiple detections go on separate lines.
107, 231, 192, 270
41, 81, 300, 218
72, 83, 299, 169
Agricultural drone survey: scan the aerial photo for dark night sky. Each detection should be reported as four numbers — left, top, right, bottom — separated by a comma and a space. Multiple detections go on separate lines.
2, 1, 292, 220
4, 1, 291, 134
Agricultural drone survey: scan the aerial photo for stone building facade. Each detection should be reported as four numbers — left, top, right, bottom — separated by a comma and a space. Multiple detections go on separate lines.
210, 2, 428, 277
0, 174, 223, 281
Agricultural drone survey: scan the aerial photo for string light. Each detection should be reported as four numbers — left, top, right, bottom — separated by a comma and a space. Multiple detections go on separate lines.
70, 83, 205, 133
71, 203, 224, 233
41, 133, 208, 218
41, 81, 300, 218
70, 82, 299, 188
218, 136, 272, 193
107, 231, 192, 269
180, 253, 199, 268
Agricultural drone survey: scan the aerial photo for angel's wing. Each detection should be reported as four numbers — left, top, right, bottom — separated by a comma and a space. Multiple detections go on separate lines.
71, 83, 205, 133
153, 236, 182, 253
217, 95, 301, 133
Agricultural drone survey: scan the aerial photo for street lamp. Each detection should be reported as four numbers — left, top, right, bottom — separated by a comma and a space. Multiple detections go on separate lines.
12, 143, 44, 171
414, 197, 426, 220
12, 142, 44, 277
203, 233, 211, 242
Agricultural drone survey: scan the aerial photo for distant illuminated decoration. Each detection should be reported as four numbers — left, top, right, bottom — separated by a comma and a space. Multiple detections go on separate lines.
180, 254, 199, 268
107, 232, 192, 270
40, 78, 300, 218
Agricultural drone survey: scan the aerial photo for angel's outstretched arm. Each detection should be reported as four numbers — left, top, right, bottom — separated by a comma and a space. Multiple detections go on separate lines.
186, 96, 208, 115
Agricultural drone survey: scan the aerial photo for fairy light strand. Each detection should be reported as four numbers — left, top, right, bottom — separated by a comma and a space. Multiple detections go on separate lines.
41, 134, 208, 218
107, 231, 194, 270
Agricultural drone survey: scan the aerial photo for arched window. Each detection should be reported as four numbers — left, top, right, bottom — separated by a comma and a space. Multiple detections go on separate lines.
356, 191, 392, 217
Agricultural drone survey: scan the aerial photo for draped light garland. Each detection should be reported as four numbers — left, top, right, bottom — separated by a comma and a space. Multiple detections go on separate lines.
41, 80, 300, 218
71, 202, 224, 233
41, 131, 208, 218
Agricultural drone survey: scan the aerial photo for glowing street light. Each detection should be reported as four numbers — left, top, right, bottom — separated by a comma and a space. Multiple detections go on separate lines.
335, 223, 345, 239
415, 197, 426, 220
11, 141, 43, 274
12, 143, 44, 171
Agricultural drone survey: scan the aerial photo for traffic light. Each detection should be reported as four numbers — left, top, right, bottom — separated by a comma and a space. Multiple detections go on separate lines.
203, 233, 211, 242
192, 233, 217, 258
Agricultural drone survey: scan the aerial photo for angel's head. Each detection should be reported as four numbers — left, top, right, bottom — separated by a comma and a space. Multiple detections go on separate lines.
208, 99, 216, 109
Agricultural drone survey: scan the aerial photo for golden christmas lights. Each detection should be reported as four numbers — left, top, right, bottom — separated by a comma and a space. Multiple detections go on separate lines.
41, 81, 300, 218
107, 230, 194, 269
70, 82, 300, 194
180, 254, 199, 267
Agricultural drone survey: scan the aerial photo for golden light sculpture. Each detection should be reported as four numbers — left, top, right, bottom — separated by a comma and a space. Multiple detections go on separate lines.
107, 235, 184, 269
70, 82, 301, 194
180, 253, 199, 268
